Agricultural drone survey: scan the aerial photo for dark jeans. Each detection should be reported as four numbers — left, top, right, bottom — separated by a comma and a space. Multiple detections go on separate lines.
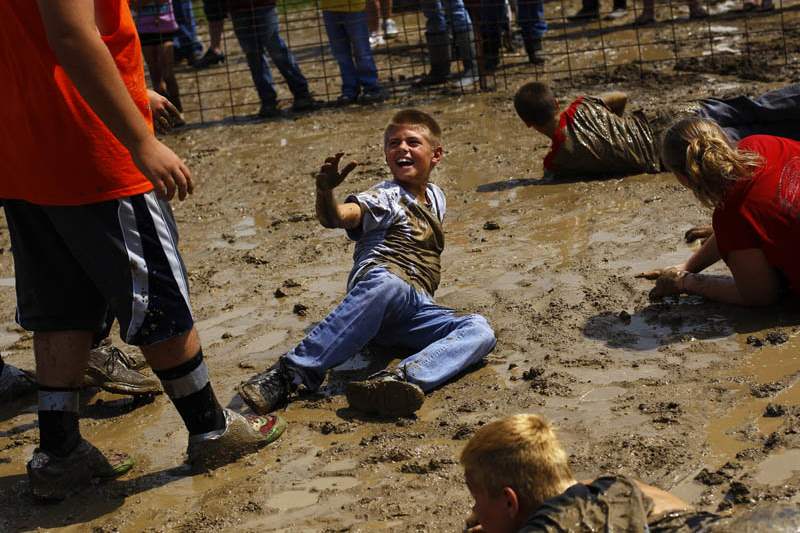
322, 10, 381, 98
698, 83, 800, 142
423, 0, 473, 36
480, 0, 546, 40
230, 7, 310, 105
172, 0, 203, 59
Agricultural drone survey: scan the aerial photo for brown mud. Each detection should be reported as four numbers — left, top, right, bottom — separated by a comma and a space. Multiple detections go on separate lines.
2, 17, 800, 532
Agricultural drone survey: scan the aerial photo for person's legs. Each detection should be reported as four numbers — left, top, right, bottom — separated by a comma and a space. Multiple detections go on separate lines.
239, 269, 419, 415
698, 84, 800, 142
446, 0, 479, 82
230, 9, 279, 110
142, 44, 166, 95
195, 0, 227, 68
284, 269, 413, 389
160, 41, 183, 112
568, 0, 599, 20
343, 11, 383, 95
257, 7, 312, 98
172, 0, 204, 62
375, 297, 496, 391
479, 0, 504, 71
323, 11, 360, 100
517, 0, 546, 63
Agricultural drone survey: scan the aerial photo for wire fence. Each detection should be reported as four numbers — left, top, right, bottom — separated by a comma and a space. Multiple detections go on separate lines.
135, 0, 800, 124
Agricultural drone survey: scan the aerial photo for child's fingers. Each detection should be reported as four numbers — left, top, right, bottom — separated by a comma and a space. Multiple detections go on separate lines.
635, 270, 662, 280
340, 161, 357, 178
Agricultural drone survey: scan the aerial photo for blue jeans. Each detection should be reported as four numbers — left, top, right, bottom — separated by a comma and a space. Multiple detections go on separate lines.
172, 0, 203, 59
322, 11, 381, 99
698, 83, 800, 143
423, 0, 473, 36
284, 268, 496, 392
230, 7, 310, 105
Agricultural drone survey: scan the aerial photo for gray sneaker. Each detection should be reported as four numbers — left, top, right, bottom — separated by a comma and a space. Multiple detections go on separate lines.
187, 409, 287, 471
27, 439, 134, 500
84, 344, 161, 396
0, 363, 36, 402
383, 18, 400, 38
345, 369, 424, 417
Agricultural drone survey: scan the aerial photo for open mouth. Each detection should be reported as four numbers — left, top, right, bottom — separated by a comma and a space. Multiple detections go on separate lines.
396, 157, 414, 168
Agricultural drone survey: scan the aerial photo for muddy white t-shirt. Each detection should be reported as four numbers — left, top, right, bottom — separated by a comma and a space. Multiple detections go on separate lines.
345, 180, 446, 296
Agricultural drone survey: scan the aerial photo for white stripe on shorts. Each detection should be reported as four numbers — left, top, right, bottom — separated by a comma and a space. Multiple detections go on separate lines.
118, 198, 150, 342
144, 192, 191, 312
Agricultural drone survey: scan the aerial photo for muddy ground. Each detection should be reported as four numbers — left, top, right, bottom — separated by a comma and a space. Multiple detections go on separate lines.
2, 26, 800, 533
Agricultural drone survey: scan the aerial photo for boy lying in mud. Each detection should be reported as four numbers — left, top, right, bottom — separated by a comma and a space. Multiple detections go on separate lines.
238, 109, 496, 417
513, 81, 800, 180
459, 414, 800, 532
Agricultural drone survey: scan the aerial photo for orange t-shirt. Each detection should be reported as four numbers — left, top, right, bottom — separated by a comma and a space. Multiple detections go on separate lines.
0, 0, 154, 206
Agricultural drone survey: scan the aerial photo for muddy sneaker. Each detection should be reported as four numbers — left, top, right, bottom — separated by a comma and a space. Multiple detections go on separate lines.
93, 339, 146, 370
27, 439, 134, 501
237, 359, 294, 415
0, 363, 37, 401
84, 344, 161, 396
345, 370, 424, 418
187, 409, 286, 471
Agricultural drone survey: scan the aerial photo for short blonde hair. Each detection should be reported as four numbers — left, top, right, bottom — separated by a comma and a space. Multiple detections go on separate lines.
384, 109, 442, 147
661, 117, 762, 208
460, 414, 574, 512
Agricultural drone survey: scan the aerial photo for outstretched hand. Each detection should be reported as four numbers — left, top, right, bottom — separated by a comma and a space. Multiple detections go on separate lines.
316, 152, 357, 191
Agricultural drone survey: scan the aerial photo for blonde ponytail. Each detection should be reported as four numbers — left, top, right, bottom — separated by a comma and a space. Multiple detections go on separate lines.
661, 118, 762, 208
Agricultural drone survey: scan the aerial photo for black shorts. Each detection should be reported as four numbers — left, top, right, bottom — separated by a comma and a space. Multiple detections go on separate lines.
203, 0, 228, 21
3, 192, 194, 346
139, 32, 178, 46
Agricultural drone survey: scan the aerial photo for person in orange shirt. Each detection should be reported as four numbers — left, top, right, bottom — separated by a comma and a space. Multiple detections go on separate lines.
0, 0, 285, 500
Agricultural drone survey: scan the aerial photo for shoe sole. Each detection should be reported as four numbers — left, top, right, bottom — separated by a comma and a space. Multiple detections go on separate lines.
346, 380, 424, 418
98, 381, 162, 396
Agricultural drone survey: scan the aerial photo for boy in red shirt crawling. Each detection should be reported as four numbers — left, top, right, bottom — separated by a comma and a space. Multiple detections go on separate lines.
512, 81, 800, 180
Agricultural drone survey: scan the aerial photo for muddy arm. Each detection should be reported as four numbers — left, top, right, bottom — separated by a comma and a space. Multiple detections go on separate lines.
634, 481, 690, 516
684, 234, 720, 273
682, 248, 782, 306
599, 91, 628, 117
315, 153, 362, 229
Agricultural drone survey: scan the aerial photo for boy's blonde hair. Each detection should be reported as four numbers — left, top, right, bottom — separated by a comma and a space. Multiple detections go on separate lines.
384, 109, 442, 147
460, 414, 574, 512
514, 82, 557, 126
661, 117, 763, 208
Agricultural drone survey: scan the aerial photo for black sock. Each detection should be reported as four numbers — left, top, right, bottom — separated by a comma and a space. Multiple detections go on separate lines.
38, 387, 81, 457
0, 356, 5, 374
154, 350, 226, 435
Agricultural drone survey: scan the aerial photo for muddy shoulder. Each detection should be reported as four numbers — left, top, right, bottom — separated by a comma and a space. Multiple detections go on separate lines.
1, 78, 800, 531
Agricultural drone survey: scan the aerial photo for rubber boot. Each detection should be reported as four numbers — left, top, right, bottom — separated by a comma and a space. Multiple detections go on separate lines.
523, 35, 545, 65
414, 32, 451, 87
454, 30, 479, 88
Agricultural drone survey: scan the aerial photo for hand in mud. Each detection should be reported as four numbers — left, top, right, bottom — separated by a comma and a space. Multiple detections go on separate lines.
316, 152, 357, 191
684, 225, 713, 244
635, 265, 685, 281
648, 269, 688, 302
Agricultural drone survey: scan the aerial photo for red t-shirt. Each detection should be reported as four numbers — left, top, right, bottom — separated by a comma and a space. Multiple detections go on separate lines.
0, 0, 154, 206
713, 135, 800, 295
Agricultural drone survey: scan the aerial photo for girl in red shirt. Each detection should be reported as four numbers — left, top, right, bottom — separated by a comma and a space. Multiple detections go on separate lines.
641, 117, 800, 306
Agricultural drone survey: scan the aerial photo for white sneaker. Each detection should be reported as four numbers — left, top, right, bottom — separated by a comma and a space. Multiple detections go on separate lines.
455, 69, 479, 89
383, 18, 400, 38
369, 31, 386, 47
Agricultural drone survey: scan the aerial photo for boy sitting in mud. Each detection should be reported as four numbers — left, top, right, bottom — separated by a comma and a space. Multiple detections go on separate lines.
513, 81, 800, 180
460, 414, 800, 532
238, 109, 496, 418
